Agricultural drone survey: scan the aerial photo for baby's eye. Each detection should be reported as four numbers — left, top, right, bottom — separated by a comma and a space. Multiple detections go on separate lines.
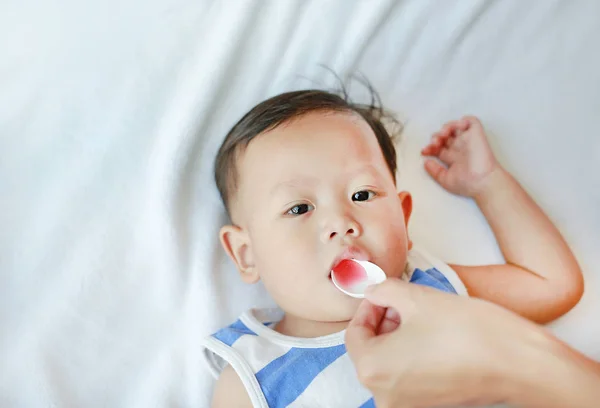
286, 203, 314, 216
352, 190, 376, 202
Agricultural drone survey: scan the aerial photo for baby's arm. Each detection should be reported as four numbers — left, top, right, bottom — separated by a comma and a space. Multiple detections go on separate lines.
212, 365, 253, 408
421, 116, 584, 324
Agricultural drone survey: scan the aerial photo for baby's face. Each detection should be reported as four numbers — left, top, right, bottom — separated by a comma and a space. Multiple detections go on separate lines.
227, 112, 412, 322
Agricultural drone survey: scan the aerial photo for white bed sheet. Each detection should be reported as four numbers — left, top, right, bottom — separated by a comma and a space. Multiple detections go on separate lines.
1, 0, 598, 406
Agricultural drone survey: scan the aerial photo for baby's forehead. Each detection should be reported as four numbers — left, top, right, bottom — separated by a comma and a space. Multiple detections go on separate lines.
245, 111, 376, 155
238, 112, 386, 184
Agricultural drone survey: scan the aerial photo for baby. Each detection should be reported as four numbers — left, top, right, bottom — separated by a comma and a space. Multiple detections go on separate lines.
202, 89, 583, 407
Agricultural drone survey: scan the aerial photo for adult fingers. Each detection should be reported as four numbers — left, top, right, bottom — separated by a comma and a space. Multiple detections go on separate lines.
345, 299, 385, 357
364, 279, 421, 318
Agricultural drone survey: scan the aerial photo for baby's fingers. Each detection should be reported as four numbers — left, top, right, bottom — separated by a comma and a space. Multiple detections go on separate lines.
421, 143, 439, 156
439, 119, 470, 138
422, 118, 470, 156
421, 134, 444, 156
462, 115, 481, 128
424, 159, 450, 189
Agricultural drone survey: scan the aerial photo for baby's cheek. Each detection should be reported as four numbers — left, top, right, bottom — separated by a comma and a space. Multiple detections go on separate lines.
379, 215, 407, 244
382, 230, 409, 276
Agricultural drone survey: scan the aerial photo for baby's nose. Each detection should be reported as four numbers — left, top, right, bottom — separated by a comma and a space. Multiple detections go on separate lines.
328, 226, 358, 240
322, 215, 362, 242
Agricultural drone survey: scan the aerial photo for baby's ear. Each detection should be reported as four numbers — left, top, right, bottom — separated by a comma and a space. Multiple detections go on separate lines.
397, 191, 412, 224
397, 191, 413, 250
219, 225, 259, 284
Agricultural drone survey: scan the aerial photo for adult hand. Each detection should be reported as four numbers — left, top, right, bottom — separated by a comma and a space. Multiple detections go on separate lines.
345, 279, 600, 408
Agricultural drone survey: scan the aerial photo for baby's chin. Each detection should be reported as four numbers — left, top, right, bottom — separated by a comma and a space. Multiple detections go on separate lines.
320, 296, 363, 323
289, 298, 362, 325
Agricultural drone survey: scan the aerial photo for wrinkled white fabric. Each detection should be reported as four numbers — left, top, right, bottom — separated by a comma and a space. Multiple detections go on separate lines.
1, 1, 598, 406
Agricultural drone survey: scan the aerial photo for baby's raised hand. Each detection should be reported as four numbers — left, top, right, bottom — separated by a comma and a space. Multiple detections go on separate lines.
421, 116, 500, 198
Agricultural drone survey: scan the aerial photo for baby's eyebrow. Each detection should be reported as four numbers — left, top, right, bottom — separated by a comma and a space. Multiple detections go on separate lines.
270, 178, 319, 195
346, 165, 381, 180
270, 165, 383, 196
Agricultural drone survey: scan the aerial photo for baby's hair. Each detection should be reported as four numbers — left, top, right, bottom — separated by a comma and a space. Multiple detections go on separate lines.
214, 78, 402, 218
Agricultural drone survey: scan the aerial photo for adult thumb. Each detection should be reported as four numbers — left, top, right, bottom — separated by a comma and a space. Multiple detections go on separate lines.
364, 279, 420, 322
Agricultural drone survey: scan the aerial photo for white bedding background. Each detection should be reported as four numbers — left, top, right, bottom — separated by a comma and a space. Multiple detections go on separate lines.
1, 0, 599, 406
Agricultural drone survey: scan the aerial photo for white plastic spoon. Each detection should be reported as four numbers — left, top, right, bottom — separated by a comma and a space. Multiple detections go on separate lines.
331, 259, 387, 298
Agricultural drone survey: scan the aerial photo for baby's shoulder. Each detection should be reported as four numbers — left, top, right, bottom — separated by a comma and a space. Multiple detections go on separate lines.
407, 246, 469, 296
212, 365, 253, 408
